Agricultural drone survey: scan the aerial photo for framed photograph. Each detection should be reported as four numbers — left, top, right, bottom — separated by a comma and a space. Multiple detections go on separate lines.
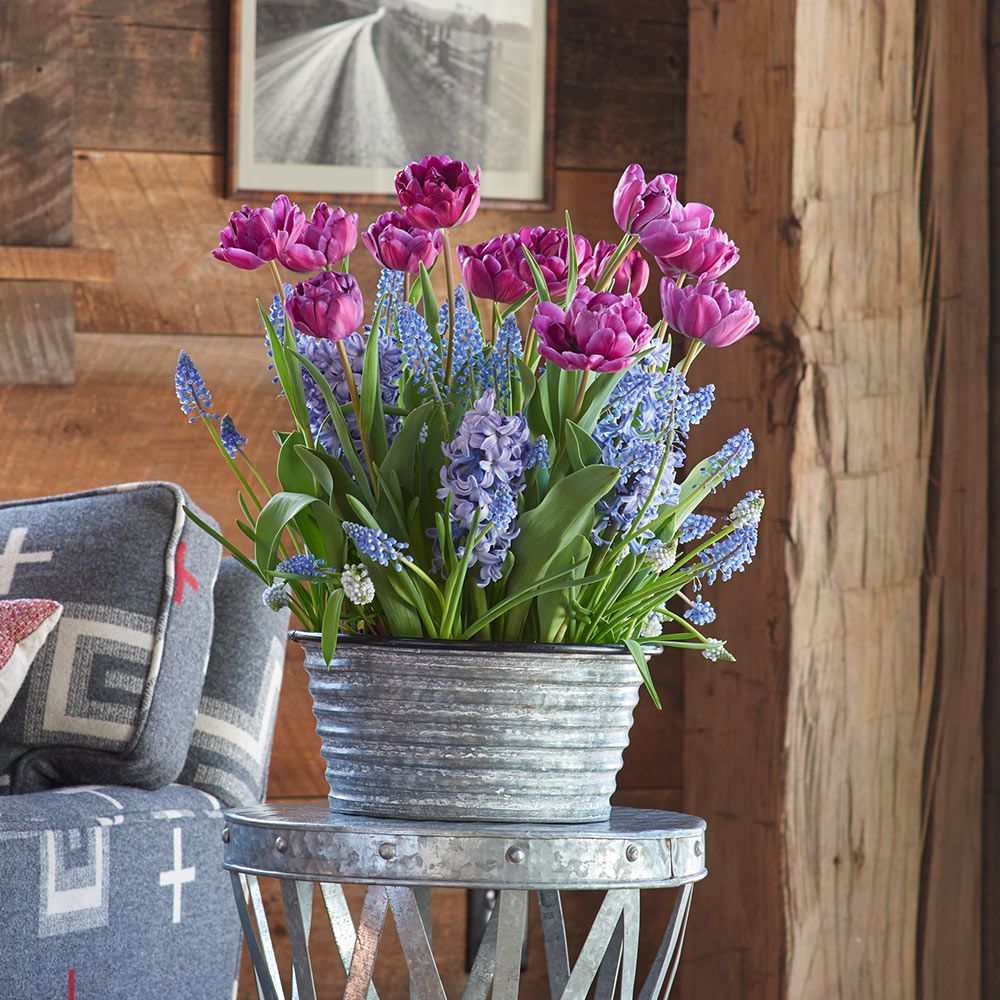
228, 0, 557, 208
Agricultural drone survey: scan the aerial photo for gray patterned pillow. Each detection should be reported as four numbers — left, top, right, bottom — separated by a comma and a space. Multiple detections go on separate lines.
0, 483, 221, 793
178, 558, 289, 806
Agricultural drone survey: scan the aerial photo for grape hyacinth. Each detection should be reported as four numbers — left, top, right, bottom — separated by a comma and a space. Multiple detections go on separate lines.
175, 351, 217, 422
684, 597, 716, 625
398, 304, 443, 393
438, 391, 535, 585
276, 554, 331, 577
678, 514, 715, 544
341, 564, 375, 606
262, 581, 290, 611
343, 522, 409, 570
701, 640, 735, 662
644, 539, 677, 573
438, 288, 485, 392
640, 612, 665, 638
707, 429, 754, 488
480, 313, 523, 411
696, 517, 760, 586
219, 414, 247, 457
730, 489, 765, 528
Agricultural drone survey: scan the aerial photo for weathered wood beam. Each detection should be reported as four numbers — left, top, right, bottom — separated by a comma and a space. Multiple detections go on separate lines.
685, 0, 987, 997
0, 246, 115, 283
0, 3, 75, 385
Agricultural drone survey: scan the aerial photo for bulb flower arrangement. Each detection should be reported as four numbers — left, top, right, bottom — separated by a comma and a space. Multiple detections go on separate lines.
177, 155, 762, 705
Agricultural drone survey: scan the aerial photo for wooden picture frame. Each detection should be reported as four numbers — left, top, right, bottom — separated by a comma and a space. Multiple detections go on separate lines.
227, 0, 557, 211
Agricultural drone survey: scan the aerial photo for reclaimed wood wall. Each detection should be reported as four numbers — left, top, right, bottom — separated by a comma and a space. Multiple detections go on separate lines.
0, 2, 697, 996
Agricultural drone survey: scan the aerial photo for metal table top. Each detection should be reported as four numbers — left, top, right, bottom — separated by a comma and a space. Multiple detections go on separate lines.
223, 803, 707, 890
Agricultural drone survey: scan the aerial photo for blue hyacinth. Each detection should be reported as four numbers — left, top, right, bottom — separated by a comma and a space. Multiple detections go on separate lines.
175, 351, 217, 422
276, 554, 332, 577
219, 414, 247, 457
684, 596, 716, 625
343, 522, 409, 571
438, 391, 534, 585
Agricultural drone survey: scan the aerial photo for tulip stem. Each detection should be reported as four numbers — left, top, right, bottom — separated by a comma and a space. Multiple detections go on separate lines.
441, 228, 457, 384
572, 371, 591, 422
336, 340, 378, 496
269, 260, 286, 304
679, 339, 704, 375
403, 273, 412, 302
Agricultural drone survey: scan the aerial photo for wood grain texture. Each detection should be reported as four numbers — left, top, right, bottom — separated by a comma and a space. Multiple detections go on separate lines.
0, 246, 115, 283
985, 4, 1000, 993
0, 283, 75, 385
915, 2, 989, 998
72, 152, 628, 336
682, 1, 798, 996
73, 2, 227, 154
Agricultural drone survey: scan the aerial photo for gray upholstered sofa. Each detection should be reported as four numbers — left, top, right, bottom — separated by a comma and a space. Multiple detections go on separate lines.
0, 483, 288, 999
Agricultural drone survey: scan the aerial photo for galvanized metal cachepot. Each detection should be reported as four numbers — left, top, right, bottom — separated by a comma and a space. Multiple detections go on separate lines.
292, 632, 644, 824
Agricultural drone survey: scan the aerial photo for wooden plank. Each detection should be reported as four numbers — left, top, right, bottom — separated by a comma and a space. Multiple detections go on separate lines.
916, 2, 989, 998
0, 283, 74, 385
555, 4, 686, 172
0, 246, 115, 283
72, 152, 628, 337
73, 4, 227, 154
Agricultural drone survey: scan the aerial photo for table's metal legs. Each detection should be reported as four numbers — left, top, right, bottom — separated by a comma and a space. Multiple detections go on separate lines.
232, 877, 695, 1000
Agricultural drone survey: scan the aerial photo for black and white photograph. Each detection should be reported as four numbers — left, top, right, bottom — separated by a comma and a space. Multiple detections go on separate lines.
231, 0, 553, 202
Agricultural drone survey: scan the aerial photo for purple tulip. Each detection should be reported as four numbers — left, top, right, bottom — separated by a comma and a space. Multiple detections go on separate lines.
657, 227, 739, 282
213, 195, 309, 271
288, 203, 359, 270
457, 234, 531, 304
660, 278, 759, 348
362, 211, 442, 274
593, 240, 650, 296
395, 155, 481, 230
516, 226, 595, 299
285, 271, 365, 344
638, 199, 714, 261
531, 287, 654, 373
613, 165, 678, 236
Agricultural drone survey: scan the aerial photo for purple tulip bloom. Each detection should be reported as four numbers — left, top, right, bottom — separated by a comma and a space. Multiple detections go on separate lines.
395, 155, 481, 231
613, 165, 678, 237
288, 202, 359, 270
660, 278, 759, 348
362, 211, 442, 274
531, 287, 653, 373
516, 226, 594, 299
285, 271, 365, 344
638, 199, 714, 261
214, 195, 315, 271
657, 227, 739, 282
457, 234, 530, 304
593, 240, 650, 296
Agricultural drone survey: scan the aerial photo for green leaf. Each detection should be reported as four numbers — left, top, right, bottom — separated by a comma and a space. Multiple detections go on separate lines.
321, 588, 344, 665
576, 367, 631, 434
418, 262, 441, 346
293, 444, 334, 498
380, 400, 436, 496
536, 534, 591, 642
520, 245, 552, 302
361, 321, 389, 463
502, 465, 620, 638
277, 431, 314, 495
183, 505, 265, 581
625, 639, 661, 709
253, 492, 317, 571
563, 211, 578, 308
565, 420, 603, 471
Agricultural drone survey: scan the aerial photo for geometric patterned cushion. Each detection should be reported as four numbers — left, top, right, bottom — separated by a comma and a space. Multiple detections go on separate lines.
0, 599, 62, 724
178, 558, 289, 807
0, 782, 242, 999
0, 483, 221, 794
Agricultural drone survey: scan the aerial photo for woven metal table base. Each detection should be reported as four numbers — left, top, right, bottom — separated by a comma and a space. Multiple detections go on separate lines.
231, 878, 694, 1000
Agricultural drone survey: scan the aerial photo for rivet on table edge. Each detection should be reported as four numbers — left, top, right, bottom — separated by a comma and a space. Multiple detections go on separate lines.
625, 843, 640, 862
221, 827, 230, 844
694, 840, 703, 857
275, 836, 288, 854
378, 842, 396, 861
506, 845, 526, 864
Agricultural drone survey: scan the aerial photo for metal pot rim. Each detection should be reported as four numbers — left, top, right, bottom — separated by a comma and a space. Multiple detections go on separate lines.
289, 631, 646, 657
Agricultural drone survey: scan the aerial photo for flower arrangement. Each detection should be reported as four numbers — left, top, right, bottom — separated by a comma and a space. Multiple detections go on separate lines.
177, 155, 762, 703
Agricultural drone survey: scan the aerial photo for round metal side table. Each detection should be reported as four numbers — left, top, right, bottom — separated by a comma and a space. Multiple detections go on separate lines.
223, 803, 706, 1000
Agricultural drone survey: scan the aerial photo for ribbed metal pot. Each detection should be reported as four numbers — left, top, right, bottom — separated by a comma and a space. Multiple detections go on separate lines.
292, 632, 643, 824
